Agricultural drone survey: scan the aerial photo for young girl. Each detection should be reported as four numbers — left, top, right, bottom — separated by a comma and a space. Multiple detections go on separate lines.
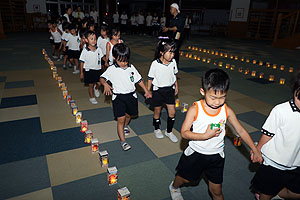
147, 38, 179, 143
65, 24, 81, 74
79, 30, 103, 104
97, 25, 110, 68
105, 27, 123, 67
49, 20, 62, 60
60, 22, 70, 69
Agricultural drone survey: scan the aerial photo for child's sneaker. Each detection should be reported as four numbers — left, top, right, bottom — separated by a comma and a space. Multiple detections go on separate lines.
73, 69, 80, 74
89, 98, 98, 104
124, 127, 130, 136
165, 130, 178, 143
53, 55, 58, 59
254, 193, 284, 200
93, 85, 100, 97
63, 64, 67, 69
169, 181, 184, 200
121, 142, 131, 151
154, 129, 164, 139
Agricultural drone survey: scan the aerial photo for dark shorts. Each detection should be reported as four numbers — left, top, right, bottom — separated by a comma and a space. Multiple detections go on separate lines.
251, 164, 300, 195
152, 86, 175, 107
50, 39, 54, 45
67, 50, 80, 59
112, 93, 138, 119
176, 151, 225, 184
84, 69, 102, 84
54, 42, 61, 50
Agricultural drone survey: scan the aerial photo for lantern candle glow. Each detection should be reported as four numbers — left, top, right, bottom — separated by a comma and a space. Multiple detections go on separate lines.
252, 60, 257, 64
66, 95, 72, 104
215, 51, 218, 55
189, 54, 192, 58
203, 49, 207, 53
118, 187, 130, 200
266, 62, 271, 67
280, 65, 285, 71
251, 71, 256, 77
193, 55, 197, 60
76, 112, 82, 124
81, 120, 88, 133
259, 61, 263, 66
107, 166, 118, 185
99, 150, 109, 167
71, 104, 78, 116
202, 58, 206, 62
289, 67, 294, 73
244, 69, 249, 75
246, 59, 250, 63
218, 62, 223, 67
197, 56, 201, 61
279, 78, 285, 85
238, 67, 243, 72
175, 99, 180, 108
269, 75, 275, 81
225, 64, 230, 69
84, 130, 93, 144
241, 57, 245, 62
63, 90, 68, 99
259, 73, 264, 79
234, 56, 238, 60
230, 65, 235, 71
91, 138, 99, 152
273, 64, 277, 69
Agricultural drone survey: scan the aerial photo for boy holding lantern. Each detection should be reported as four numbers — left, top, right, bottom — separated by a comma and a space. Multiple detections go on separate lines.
169, 68, 262, 200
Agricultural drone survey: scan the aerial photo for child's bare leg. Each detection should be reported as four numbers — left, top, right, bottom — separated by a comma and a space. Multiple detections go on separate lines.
166, 104, 176, 118
208, 181, 224, 200
173, 175, 189, 188
278, 188, 300, 199
74, 59, 79, 70
56, 48, 60, 58
69, 58, 74, 65
154, 106, 162, 119
117, 116, 126, 142
88, 84, 94, 98
258, 194, 273, 200
63, 55, 68, 65
125, 113, 131, 126
95, 81, 101, 90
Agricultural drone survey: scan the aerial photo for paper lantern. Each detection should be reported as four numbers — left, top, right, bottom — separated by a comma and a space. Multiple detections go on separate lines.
207, 50, 210, 54
225, 63, 230, 69
203, 49, 207, 53
181, 103, 188, 113
118, 187, 130, 200
233, 136, 242, 146
55, 74, 59, 80
259, 61, 263, 66
246, 59, 250, 63
180, 51, 184, 56
252, 60, 257, 64
192, 46, 195, 50
76, 112, 82, 124
185, 53, 189, 58
280, 65, 285, 71
42, 49, 45, 54
238, 67, 243, 72
266, 62, 271, 67
220, 52, 223, 57
63, 90, 68, 99
189, 54, 192, 58
218, 62, 223, 67
187, 45, 191, 50
202, 58, 206, 62
207, 58, 211, 63
58, 79, 62, 87
175, 99, 180, 108
91, 138, 99, 152
224, 53, 228, 58
289, 67, 294, 72
99, 150, 109, 167
215, 51, 218, 56
244, 69, 249, 75
193, 55, 197, 60
251, 71, 256, 77
107, 166, 118, 185
234, 56, 238, 60
241, 57, 245, 62
211, 50, 215, 55
279, 78, 285, 85
197, 56, 201, 61
230, 55, 234, 59
273, 64, 277, 69
199, 48, 202, 52
230, 65, 235, 70
84, 130, 93, 144
66, 95, 72, 104
71, 104, 78, 116
53, 72, 57, 78
213, 61, 217, 65
195, 47, 198, 51
81, 120, 88, 133
259, 72, 264, 79
269, 75, 275, 81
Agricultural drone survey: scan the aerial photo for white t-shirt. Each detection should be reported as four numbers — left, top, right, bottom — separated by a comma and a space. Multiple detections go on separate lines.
146, 15, 153, 26
107, 40, 123, 65
113, 13, 119, 23
137, 15, 144, 25
185, 100, 227, 157
120, 14, 128, 24
97, 36, 109, 55
79, 46, 103, 70
100, 63, 142, 95
261, 100, 300, 169
61, 31, 69, 45
90, 11, 98, 22
184, 18, 192, 29
148, 59, 178, 90
160, 17, 166, 27
130, 16, 136, 26
73, 11, 84, 19
50, 28, 62, 43
152, 16, 158, 25
63, 13, 70, 23
65, 33, 81, 51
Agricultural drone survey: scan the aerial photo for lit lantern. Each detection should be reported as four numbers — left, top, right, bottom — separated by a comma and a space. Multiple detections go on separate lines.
118, 187, 130, 200
259, 72, 264, 79
215, 51, 218, 56
185, 53, 189, 58
258, 61, 263, 66
52, 72, 57, 78
211, 50, 215, 55
203, 49, 207, 53
224, 53, 228, 58
69, 100, 75, 107
246, 59, 250, 63
58, 79, 62, 87
207, 50, 210, 54
66, 95, 72, 104
181, 103, 188, 113
233, 136, 242, 146
99, 150, 109, 167
225, 63, 230, 69
63, 90, 68, 99
238, 67, 243, 72
61, 86, 67, 91
279, 78, 285, 85
195, 47, 198, 51
251, 71, 256, 77
289, 67, 293, 72
230, 65, 235, 70
192, 46, 195, 50
107, 166, 118, 185
234, 56, 238, 60
241, 57, 245, 62
71, 104, 78, 116
199, 48, 202, 52
273, 64, 277, 69
55, 74, 58, 80
269, 75, 275, 81
218, 62, 223, 67
189, 54, 192, 58
193, 55, 197, 60
81, 120, 88, 133
220, 52, 223, 57
266, 62, 271, 67
188, 45, 191, 50
175, 99, 180, 108
280, 65, 285, 71
202, 58, 206, 62
197, 56, 201, 61
244, 69, 249, 75
50, 64, 54, 70
207, 58, 211, 63
252, 60, 257, 64
230, 55, 234, 59
84, 130, 93, 144
91, 138, 99, 152
42, 49, 45, 54
57, 76, 62, 82
213, 61, 217, 65
76, 112, 82, 124
52, 66, 57, 72
180, 51, 184, 56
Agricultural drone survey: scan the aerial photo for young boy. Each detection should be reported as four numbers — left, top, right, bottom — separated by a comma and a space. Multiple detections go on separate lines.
251, 71, 300, 200
65, 24, 81, 74
60, 22, 70, 69
79, 30, 103, 104
100, 43, 151, 151
48, 20, 62, 60
169, 68, 262, 200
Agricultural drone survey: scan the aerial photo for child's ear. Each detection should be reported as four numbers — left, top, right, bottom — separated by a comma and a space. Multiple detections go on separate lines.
200, 88, 205, 96
85, 38, 88, 43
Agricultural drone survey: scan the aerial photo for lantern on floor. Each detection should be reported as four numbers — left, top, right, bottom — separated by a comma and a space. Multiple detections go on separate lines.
69, 100, 75, 108
60, 83, 65, 89
52, 72, 57, 78
234, 56, 238, 60
55, 74, 58, 80
199, 48, 202, 52
99, 150, 109, 167
180, 51, 184, 56
246, 59, 250, 63
188, 45, 191, 50
230, 55, 234, 59
202, 58, 206, 62
91, 138, 99, 152
233, 136, 242, 146
42, 49, 45, 54
58, 79, 62, 87
279, 78, 285, 85
57, 76, 62, 82
197, 56, 201, 61
252, 60, 257, 65
225, 63, 230, 69
244, 69, 249, 75
66, 95, 72, 104
280, 65, 285, 71
195, 47, 198, 51
193, 55, 197, 60
220, 52, 223, 57
118, 187, 130, 200
273, 64, 277, 69
259, 72, 264, 79
269, 75, 275, 81
224, 53, 228, 58
230, 65, 235, 71
81, 120, 88, 133
259, 61, 263, 66
289, 67, 293, 72
251, 71, 256, 77
189, 54, 192, 58
215, 51, 219, 56
211, 50, 215, 55
238, 67, 243, 72
213, 61, 217, 65
207, 50, 210, 54
63, 90, 68, 99
185, 53, 189, 58
175, 99, 180, 108
241, 57, 245, 62
52, 66, 57, 72
203, 49, 207, 53
192, 46, 195, 50
207, 58, 211, 63
84, 130, 93, 144
76, 112, 82, 124
71, 104, 78, 116
61, 86, 67, 92
266, 62, 271, 68
107, 166, 118, 185
218, 62, 223, 67
181, 103, 188, 113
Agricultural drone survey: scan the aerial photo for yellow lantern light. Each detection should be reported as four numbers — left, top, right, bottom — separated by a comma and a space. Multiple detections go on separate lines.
220, 52, 223, 57
279, 78, 285, 85
273, 64, 277, 69
55, 74, 58, 80
197, 56, 201, 61
207, 50, 210, 54
193, 55, 197, 60
202, 58, 206, 62
234, 56, 238, 60
225, 63, 230, 69
241, 57, 245, 62
42, 49, 45, 54
251, 71, 256, 77
280, 65, 285, 71
203, 49, 207, 53
107, 166, 118, 185
71, 104, 78, 116
199, 48, 202, 52
238, 67, 243, 72
99, 150, 109, 167
76, 112, 82, 124
188, 45, 191, 50
289, 67, 294, 72
230, 55, 234, 59
58, 80, 62, 87
215, 51, 219, 56
253, 60, 257, 64
189, 54, 192, 58
52, 72, 57, 78
118, 187, 130, 200
266, 62, 271, 67
244, 69, 249, 75
81, 120, 88, 133
224, 53, 228, 58
66, 95, 72, 104
84, 130, 93, 143
207, 58, 211, 63
259, 61, 263, 66
195, 47, 198, 51
91, 138, 99, 153
192, 46, 195, 50
269, 75, 275, 81
180, 51, 184, 56
211, 50, 215, 55
259, 73, 264, 79
175, 99, 180, 108
246, 59, 250, 63
213, 61, 217, 65
218, 62, 223, 67
230, 65, 235, 70
181, 103, 188, 113
185, 53, 189, 58
63, 90, 68, 99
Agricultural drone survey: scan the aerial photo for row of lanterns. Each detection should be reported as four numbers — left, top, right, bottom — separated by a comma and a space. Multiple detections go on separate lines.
42, 49, 130, 200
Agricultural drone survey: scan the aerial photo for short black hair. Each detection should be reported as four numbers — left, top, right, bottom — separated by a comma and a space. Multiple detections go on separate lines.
68, 23, 76, 31
100, 25, 108, 31
292, 70, 300, 100
112, 43, 130, 63
84, 30, 96, 39
154, 38, 176, 60
62, 22, 69, 31
202, 69, 230, 93
109, 26, 120, 39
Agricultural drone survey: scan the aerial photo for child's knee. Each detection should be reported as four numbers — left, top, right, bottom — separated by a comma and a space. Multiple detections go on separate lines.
209, 184, 223, 197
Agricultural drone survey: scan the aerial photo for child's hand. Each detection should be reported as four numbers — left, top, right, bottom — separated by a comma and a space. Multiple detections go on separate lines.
144, 90, 152, 99
250, 148, 263, 164
204, 124, 222, 139
103, 84, 113, 95
80, 73, 84, 80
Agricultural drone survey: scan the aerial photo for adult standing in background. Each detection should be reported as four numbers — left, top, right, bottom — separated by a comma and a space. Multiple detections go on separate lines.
90, 7, 99, 25
72, 7, 84, 20
120, 11, 128, 34
162, 3, 184, 66
137, 11, 145, 35
113, 11, 120, 27
184, 14, 192, 40
63, 7, 72, 23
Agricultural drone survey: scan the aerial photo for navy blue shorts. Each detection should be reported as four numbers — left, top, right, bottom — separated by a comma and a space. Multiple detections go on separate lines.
112, 93, 138, 119
84, 69, 102, 84
151, 86, 175, 107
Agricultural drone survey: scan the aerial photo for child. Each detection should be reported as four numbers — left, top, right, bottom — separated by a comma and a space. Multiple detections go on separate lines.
79, 30, 103, 105
65, 24, 81, 74
48, 20, 62, 60
60, 22, 70, 69
100, 43, 151, 151
97, 25, 110, 62
251, 71, 300, 200
169, 69, 262, 200
147, 38, 179, 143
105, 27, 123, 67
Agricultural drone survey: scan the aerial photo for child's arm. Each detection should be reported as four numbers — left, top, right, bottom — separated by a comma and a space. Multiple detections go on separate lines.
100, 77, 113, 95
227, 106, 263, 163
257, 134, 272, 152
138, 80, 151, 99
105, 43, 110, 67
80, 62, 84, 80
147, 79, 152, 91
181, 104, 222, 140
174, 75, 178, 95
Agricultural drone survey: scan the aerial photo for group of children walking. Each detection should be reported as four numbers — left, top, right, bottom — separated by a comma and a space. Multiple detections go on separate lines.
48, 20, 300, 200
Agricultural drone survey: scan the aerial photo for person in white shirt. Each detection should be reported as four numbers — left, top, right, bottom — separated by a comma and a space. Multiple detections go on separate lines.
65, 24, 81, 74
252, 71, 300, 200
48, 21, 62, 60
100, 43, 151, 151
63, 7, 72, 23
79, 31, 104, 105
105, 27, 123, 67
137, 12, 145, 35
120, 11, 128, 34
160, 13, 166, 27
73, 7, 84, 20
96, 25, 109, 68
152, 12, 159, 36
90, 7, 98, 25
59, 22, 71, 69
113, 12, 119, 26
146, 12, 153, 35
184, 15, 192, 40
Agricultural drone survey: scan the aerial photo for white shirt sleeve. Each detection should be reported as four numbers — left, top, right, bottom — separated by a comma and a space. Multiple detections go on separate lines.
132, 65, 142, 83
79, 49, 86, 63
100, 67, 111, 81
261, 106, 281, 137
173, 59, 178, 75
148, 61, 155, 79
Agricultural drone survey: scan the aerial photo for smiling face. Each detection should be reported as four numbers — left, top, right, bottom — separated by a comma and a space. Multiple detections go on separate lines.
86, 34, 96, 47
200, 88, 227, 110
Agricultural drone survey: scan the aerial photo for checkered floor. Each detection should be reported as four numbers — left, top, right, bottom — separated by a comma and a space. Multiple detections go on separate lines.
0, 33, 298, 200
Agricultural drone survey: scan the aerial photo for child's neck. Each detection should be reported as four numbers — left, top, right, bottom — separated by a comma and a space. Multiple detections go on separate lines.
160, 57, 170, 65
202, 99, 220, 115
88, 45, 96, 51
111, 39, 118, 44
102, 34, 107, 38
